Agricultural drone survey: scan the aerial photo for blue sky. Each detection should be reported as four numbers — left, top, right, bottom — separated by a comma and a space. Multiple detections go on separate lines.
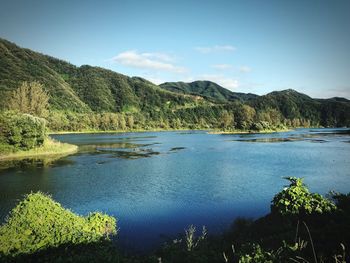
0, 0, 349, 98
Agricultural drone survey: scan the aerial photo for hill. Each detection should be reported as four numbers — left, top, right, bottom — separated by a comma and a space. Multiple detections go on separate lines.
160, 80, 258, 102
0, 38, 349, 130
249, 89, 350, 127
0, 38, 205, 113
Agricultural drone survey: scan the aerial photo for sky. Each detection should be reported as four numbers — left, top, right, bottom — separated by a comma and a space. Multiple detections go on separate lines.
0, 0, 349, 98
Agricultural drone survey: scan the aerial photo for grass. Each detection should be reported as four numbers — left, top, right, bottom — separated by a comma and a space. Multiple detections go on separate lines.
0, 138, 78, 161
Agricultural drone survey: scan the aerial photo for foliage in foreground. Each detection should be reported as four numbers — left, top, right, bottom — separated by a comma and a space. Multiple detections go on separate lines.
155, 178, 349, 263
0, 192, 117, 257
271, 177, 336, 216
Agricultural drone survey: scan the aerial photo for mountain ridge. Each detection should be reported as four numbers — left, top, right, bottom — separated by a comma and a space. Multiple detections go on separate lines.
1, 38, 349, 128
0, 38, 205, 113
159, 80, 258, 103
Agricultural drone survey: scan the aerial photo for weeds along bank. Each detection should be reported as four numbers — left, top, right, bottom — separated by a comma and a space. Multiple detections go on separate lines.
0, 178, 349, 263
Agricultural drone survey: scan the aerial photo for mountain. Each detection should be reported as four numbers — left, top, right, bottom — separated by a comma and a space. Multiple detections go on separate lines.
0, 38, 204, 113
160, 81, 258, 102
249, 89, 350, 126
249, 89, 319, 119
0, 38, 349, 129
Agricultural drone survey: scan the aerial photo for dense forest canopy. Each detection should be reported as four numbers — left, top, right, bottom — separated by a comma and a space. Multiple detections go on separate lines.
1, 38, 349, 131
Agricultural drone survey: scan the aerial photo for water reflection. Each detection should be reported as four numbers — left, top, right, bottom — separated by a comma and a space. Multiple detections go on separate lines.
230, 128, 350, 143
231, 137, 302, 143
0, 155, 75, 172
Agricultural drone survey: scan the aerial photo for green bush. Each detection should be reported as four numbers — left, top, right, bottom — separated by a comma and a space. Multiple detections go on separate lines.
0, 192, 117, 257
0, 112, 46, 152
271, 177, 336, 215
238, 243, 275, 263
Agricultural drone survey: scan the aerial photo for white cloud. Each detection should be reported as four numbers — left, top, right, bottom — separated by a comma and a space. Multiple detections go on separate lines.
195, 45, 236, 54
306, 86, 350, 99
112, 50, 186, 73
198, 74, 239, 90
141, 52, 175, 62
145, 77, 166, 85
239, 66, 252, 73
212, 64, 233, 70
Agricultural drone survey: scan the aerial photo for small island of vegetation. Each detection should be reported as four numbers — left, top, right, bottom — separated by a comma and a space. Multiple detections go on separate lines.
0, 82, 77, 160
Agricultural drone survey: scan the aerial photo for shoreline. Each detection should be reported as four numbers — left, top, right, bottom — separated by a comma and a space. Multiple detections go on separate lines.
0, 138, 78, 161
48, 127, 294, 135
48, 128, 192, 135
207, 128, 293, 135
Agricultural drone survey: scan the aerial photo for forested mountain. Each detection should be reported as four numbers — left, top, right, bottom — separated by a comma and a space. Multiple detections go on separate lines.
160, 81, 257, 102
249, 89, 350, 127
0, 38, 349, 130
0, 38, 205, 114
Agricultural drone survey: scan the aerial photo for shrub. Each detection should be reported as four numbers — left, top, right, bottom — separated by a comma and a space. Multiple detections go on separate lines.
271, 177, 336, 216
0, 112, 46, 152
238, 243, 275, 263
0, 192, 117, 257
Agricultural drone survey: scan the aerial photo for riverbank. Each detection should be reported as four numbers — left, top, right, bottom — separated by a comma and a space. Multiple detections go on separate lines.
49, 127, 293, 135
0, 138, 78, 161
48, 128, 192, 135
207, 127, 292, 134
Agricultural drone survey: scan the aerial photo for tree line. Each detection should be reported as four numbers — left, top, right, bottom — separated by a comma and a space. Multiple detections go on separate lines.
2, 81, 348, 133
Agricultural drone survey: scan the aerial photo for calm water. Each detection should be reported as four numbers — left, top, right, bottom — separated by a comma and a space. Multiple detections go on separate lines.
0, 128, 350, 251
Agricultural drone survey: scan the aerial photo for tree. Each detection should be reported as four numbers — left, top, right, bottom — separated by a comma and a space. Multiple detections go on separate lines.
7, 81, 49, 117
119, 115, 126, 130
237, 105, 255, 129
220, 110, 234, 130
127, 115, 134, 129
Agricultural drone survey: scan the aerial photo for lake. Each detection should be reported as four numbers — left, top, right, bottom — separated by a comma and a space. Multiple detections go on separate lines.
0, 128, 350, 251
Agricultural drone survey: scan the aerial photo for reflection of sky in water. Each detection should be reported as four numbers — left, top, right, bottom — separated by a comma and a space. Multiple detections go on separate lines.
0, 128, 350, 251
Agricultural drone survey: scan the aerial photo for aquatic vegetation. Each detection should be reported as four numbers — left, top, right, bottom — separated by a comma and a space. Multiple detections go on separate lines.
169, 147, 186, 151
0, 192, 117, 257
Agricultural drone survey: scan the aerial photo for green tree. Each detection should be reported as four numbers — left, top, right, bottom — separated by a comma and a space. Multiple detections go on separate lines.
220, 110, 234, 130
127, 115, 134, 129
7, 81, 49, 117
119, 115, 127, 130
237, 105, 256, 129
